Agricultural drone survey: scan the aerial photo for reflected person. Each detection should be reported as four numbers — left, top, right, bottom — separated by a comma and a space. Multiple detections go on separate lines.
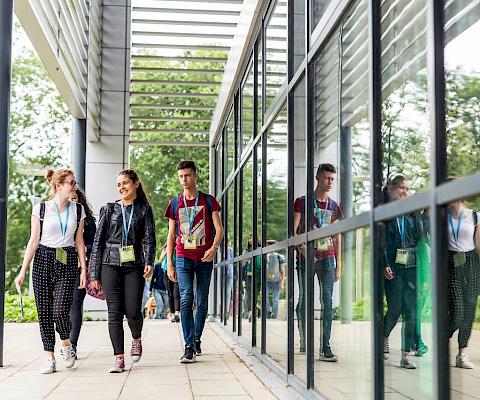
265, 240, 286, 319
241, 233, 261, 322
447, 190, 480, 369
293, 163, 343, 362
382, 175, 427, 369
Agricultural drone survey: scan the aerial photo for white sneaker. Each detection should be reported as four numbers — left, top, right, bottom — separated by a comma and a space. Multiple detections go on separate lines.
61, 344, 76, 368
456, 354, 474, 369
40, 357, 56, 374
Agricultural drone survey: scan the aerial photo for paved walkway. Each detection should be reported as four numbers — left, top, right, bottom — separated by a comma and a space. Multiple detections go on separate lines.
0, 320, 286, 400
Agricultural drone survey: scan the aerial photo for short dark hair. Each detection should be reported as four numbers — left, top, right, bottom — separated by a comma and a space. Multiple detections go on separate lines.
316, 163, 336, 177
177, 160, 197, 173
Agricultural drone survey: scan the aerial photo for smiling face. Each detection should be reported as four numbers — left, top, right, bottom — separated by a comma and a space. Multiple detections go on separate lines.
57, 174, 77, 198
391, 179, 410, 201
177, 168, 197, 191
117, 174, 139, 202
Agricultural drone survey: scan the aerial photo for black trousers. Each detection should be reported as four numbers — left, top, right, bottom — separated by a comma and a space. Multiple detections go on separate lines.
384, 267, 417, 352
69, 273, 86, 347
101, 264, 145, 355
163, 271, 180, 312
448, 250, 480, 349
32, 245, 78, 352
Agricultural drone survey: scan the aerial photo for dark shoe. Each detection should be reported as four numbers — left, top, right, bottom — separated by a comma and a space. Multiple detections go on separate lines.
319, 347, 338, 362
174, 314, 180, 323
71, 344, 78, 360
180, 346, 197, 364
195, 340, 202, 356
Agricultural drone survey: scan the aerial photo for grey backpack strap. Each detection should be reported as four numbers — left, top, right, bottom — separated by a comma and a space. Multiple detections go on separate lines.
39, 202, 45, 241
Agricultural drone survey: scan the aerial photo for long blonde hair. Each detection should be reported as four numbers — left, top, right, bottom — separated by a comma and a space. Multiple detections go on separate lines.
45, 168, 74, 198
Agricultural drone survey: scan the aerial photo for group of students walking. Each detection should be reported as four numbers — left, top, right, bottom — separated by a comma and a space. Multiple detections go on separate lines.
15, 160, 223, 373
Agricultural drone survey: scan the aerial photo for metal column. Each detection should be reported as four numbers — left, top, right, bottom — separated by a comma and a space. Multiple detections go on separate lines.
0, 0, 14, 368
72, 118, 86, 188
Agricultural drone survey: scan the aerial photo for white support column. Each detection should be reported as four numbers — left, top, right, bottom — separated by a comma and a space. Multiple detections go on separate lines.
86, 0, 130, 214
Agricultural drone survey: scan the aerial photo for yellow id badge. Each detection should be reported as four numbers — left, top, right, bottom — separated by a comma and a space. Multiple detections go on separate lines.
184, 235, 197, 249
56, 248, 67, 264
316, 238, 330, 252
119, 246, 135, 264
395, 249, 408, 265
453, 252, 466, 268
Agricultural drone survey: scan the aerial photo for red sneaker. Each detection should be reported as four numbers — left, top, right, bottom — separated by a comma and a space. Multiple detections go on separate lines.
131, 338, 142, 363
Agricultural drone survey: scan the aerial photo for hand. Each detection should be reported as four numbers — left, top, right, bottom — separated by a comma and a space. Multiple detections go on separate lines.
15, 270, 26, 289
167, 264, 177, 282
91, 280, 101, 289
334, 267, 341, 282
384, 266, 394, 280
144, 265, 153, 278
79, 269, 87, 289
201, 246, 216, 262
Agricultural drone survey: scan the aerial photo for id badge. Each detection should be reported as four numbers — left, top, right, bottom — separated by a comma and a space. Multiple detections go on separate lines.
184, 234, 197, 249
119, 246, 135, 264
395, 249, 408, 265
453, 252, 466, 268
56, 248, 68, 265
316, 238, 330, 252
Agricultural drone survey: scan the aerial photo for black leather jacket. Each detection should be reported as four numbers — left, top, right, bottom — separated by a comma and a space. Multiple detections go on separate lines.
89, 201, 156, 280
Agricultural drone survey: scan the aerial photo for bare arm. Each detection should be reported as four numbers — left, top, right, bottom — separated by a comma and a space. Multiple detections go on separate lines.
201, 211, 224, 262
167, 218, 177, 281
15, 216, 40, 288
75, 219, 88, 288
334, 233, 342, 281
475, 212, 480, 252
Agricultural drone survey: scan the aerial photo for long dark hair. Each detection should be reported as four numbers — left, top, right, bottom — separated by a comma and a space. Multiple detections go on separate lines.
74, 186, 94, 218
382, 175, 407, 204
118, 169, 149, 205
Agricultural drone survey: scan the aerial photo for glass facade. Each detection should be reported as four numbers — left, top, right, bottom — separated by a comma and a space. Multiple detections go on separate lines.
211, 0, 480, 398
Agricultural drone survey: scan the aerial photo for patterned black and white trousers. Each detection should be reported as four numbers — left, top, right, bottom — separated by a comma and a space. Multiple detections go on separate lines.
32, 245, 78, 352
448, 250, 480, 349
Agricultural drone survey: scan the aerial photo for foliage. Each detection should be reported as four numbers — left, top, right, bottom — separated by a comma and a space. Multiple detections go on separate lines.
4, 293, 38, 322
6, 25, 70, 293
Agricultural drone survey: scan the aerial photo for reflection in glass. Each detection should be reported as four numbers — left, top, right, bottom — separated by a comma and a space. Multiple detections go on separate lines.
255, 255, 262, 346
258, 38, 263, 128
266, 106, 288, 242
447, 194, 480, 397
241, 61, 254, 152
293, 0, 306, 73
216, 137, 223, 197
381, 0, 430, 195
445, 4, 480, 178
311, 0, 332, 30
226, 110, 235, 178
266, 248, 288, 369
381, 177, 432, 398
265, 0, 287, 113
226, 186, 235, 329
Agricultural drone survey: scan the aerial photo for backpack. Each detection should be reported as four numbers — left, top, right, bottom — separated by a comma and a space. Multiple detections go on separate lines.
39, 202, 82, 241
171, 191, 216, 238
266, 253, 282, 282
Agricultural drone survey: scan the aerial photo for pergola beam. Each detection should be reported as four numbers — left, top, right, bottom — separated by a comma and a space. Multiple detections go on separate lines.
130, 140, 209, 147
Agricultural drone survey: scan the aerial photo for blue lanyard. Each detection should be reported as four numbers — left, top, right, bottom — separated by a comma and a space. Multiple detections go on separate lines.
313, 197, 329, 228
121, 203, 135, 245
54, 202, 70, 237
396, 216, 406, 248
184, 192, 199, 234
448, 209, 463, 244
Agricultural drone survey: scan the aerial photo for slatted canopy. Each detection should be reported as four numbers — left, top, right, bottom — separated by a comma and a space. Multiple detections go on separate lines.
130, 0, 243, 148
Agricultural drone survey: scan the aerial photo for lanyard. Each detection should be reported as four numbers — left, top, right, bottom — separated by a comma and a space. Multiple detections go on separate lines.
396, 216, 406, 248
54, 202, 70, 237
121, 203, 135, 245
448, 209, 464, 244
313, 197, 329, 228
184, 192, 199, 234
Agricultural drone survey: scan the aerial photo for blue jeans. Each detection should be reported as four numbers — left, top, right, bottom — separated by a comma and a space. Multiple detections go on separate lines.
266, 281, 280, 319
153, 289, 169, 319
296, 257, 336, 351
176, 257, 213, 347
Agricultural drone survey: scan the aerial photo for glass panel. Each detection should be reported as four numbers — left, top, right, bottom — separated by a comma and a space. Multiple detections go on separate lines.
314, 0, 371, 218
266, 106, 288, 241
293, 0, 306, 73
311, 226, 373, 398
293, 79, 307, 382
311, 0, 332, 31
241, 256, 255, 341
256, 142, 263, 245
242, 61, 255, 152
255, 254, 263, 346
444, 193, 480, 397
265, 0, 288, 113
265, 248, 288, 369
381, 0, 430, 197
444, 3, 480, 178
216, 137, 223, 197
381, 208, 433, 398
226, 110, 235, 178
226, 185, 235, 329
258, 39, 263, 129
